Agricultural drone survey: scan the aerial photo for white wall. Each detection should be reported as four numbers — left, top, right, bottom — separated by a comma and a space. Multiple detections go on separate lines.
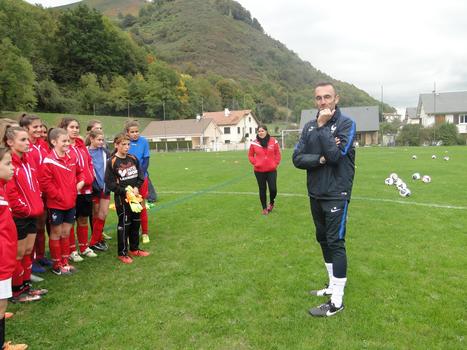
220, 113, 259, 144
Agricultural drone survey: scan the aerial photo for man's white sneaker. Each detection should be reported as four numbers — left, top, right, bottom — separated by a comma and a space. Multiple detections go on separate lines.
82, 247, 97, 258
309, 284, 333, 296
70, 251, 84, 262
309, 300, 344, 317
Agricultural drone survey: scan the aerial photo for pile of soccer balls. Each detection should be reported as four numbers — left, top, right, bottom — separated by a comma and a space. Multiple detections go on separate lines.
385, 173, 411, 197
413, 173, 432, 183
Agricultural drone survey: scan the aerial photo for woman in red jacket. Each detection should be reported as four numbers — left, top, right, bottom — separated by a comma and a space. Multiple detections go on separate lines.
58, 118, 97, 262
248, 125, 281, 215
0, 144, 28, 349
40, 128, 85, 275
19, 114, 51, 272
4, 126, 48, 302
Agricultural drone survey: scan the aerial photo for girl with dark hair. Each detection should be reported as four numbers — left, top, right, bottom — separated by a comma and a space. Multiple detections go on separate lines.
248, 125, 281, 215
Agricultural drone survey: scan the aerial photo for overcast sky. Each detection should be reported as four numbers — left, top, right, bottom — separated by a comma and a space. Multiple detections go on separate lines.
26, 0, 467, 111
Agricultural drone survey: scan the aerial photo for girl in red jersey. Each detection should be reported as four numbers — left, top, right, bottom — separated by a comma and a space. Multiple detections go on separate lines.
248, 125, 281, 215
39, 128, 85, 275
0, 143, 28, 350
87, 129, 110, 251
4, 127, 47, 301
58, 118, 97, 262
19, 114, 51, 272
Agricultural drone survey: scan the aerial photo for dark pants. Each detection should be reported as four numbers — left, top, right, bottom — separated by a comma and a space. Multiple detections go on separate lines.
254, 171, 277, 209
310, 198, 349, 278
115, 195, 141, 256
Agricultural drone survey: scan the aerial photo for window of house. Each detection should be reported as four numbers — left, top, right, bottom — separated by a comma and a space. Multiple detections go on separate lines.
237, 127, 241, 134
249, 117, 251, 122
225, 140, 230, 144
224, 127, 231, 134
249, 127, 252, 134
459, 114, 467, 124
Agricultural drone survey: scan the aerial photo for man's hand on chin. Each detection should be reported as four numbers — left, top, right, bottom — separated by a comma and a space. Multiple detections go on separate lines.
317, 108, 335, 127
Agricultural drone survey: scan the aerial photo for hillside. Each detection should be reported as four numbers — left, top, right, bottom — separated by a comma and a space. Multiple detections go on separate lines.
57, 0, 148, 17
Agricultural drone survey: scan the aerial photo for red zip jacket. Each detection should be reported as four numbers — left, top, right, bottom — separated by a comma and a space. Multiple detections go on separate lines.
248, 136, 281, 172
6, 152, 44, 218
29, 137, 49, 168
0, 180, 18, 281
70, 138, 94, 195
39, 149, 84, 210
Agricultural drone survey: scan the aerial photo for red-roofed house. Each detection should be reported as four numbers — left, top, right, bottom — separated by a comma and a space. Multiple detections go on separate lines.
203, 109, 259, 144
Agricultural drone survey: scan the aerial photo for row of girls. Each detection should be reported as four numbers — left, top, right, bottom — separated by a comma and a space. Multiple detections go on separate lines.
0, 116, 151, 349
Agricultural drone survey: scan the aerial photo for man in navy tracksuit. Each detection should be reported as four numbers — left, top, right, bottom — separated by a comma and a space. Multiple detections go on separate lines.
293, 82, 356, 317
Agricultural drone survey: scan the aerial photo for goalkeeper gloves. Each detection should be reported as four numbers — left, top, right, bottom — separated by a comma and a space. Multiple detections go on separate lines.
125, 186, 143, 213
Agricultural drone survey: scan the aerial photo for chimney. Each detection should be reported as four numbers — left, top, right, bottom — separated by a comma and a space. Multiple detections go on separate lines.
224, 108, 230, 117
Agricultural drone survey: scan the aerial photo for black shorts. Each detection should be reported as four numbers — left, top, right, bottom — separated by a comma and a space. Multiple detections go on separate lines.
49, 208, 76, 226
76, 194, 93, 218
14, 217, 38, 240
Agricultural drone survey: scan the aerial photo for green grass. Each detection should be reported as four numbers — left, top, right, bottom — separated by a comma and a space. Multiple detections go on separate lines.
6, 146, 467, 349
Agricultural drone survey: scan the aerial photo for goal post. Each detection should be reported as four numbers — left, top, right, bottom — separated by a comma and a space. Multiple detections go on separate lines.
280, 129, 302, 150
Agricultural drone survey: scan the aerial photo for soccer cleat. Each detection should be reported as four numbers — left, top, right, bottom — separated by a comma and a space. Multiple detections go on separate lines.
117, 255, 133, 264
98, 241, 109, 251
267, 203, 275, 213
82, 247, 98, 258
10, 293, 41, 303
142, 234, 150, 244
309, 300, 344, 317
70, 251, 84, 262
129, 249, 150, 257
262, 209, 269, 215
103, 232, 112, 240
31, 262, 46, 274
2, 341, 28, 350
5, 312, 14, 319
28, 288, 48, 296
63, 264, 77, 273
30, 274, 44, 283
309, 284, 333, 296
37, 257, 52, 267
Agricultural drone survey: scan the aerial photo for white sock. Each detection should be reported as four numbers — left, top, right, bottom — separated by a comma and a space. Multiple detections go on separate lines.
325, 263, 333, 289
330, 276, 347, 308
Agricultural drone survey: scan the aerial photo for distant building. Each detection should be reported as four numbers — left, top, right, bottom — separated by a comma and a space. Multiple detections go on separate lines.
299, 106, 379, 145
417, 91, 467, 134
141, 118, 222, 151
383, 112, 403, 122
405, 107, 419, 124
202, 109, 259, 144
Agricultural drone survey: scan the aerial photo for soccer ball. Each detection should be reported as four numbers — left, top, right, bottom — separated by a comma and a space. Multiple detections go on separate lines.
394, 178, 404, 187
389, 173, 399, 181
397, 182, 407, 190
432, 155, 437, 159
412, 155, 417, 159
422, 175, 432, 183
399, 188, 411, 197
443, 156, 450, 161
412, 173, 421, 180
384, 178, 394, 185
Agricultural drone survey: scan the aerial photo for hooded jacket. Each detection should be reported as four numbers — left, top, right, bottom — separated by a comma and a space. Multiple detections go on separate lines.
6, 152, 44, 218
70, 137, 94, 195
28, 137, 49, 168
39, 149, 85, 210
293, 107, 356, 200
248, 136, 281, 172
0, 180, 18, 280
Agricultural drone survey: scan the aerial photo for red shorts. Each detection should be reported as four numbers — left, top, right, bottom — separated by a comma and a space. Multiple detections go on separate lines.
92, 191, 111, 204
140, 177, 149, 199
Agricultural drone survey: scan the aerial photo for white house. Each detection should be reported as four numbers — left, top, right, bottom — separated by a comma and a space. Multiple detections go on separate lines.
202, 109, 259, 144
417, 91, 467, 134
405, 107, 419, 124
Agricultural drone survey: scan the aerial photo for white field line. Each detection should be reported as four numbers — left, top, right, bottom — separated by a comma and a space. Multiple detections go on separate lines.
158, 190, 467, 210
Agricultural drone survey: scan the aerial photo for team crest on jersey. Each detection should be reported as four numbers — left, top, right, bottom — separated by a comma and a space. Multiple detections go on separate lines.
331, 124, 337, 134
308, 126, 314, 132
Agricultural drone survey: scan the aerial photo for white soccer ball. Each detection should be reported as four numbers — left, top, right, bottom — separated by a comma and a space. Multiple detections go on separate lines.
389, 173, 399, 181
412, 173, 421, 180
399, 188, 411, 197
432, 155, 437, 159
384, 178, 394, 186
412, 155, 417, 159
394, 178, 404, 187
397, 182, 407, 190
422, 175, 432, 183
443, 156, 450, 161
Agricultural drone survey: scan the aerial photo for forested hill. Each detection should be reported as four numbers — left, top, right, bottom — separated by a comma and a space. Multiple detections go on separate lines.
0, 0, 393, 122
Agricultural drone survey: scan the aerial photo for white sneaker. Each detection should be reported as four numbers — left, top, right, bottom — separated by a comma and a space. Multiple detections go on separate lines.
70, 251, 84, 262
30, 274, 44, 283
82, 247, 97, 258
309, 284, 333, 296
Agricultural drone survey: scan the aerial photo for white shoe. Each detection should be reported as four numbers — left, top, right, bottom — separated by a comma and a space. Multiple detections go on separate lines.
82, 247, 97, 258
30, 274, 44, 283
70, 251, 84, 262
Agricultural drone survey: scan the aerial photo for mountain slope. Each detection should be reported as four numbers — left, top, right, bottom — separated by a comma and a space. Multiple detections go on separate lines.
57, 0, 147, 17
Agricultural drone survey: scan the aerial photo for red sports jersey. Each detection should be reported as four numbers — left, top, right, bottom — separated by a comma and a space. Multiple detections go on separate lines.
0, 180, 18, 280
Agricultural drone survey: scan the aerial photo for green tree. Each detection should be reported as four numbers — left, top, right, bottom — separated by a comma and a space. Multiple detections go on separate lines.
0, 38, 36, 111
396, 124, 422, 146
35, 79, 64, 112
77, 73, 104, 114
104, 75, 129, 113
435, 122, 461, 145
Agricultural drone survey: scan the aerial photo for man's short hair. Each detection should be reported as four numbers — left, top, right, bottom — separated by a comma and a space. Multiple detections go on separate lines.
315, 82, 337, 95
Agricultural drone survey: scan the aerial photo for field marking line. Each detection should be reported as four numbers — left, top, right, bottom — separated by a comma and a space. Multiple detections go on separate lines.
157, 190, 467, 210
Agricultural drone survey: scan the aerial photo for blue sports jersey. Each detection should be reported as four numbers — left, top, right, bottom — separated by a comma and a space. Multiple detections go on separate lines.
128, 136, 150, 176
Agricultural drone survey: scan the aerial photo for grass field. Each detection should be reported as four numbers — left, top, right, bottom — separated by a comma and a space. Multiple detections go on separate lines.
6, 146, 466, 349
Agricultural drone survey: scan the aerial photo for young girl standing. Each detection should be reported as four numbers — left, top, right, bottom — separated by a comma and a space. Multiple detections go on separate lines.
39, 128, 85, 275
4, 127, 47, 301
58, 118, 97, 262
87, 129, 110, 251
0, 141, 28, 350
105, 133, 149, 264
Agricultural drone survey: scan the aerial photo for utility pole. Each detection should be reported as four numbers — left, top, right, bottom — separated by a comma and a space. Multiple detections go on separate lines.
380, 85, 384, 122
433, 82, 436, 144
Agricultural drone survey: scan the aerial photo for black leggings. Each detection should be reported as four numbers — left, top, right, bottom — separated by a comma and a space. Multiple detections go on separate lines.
254, 171, 277, 209
115, 195, 141, 256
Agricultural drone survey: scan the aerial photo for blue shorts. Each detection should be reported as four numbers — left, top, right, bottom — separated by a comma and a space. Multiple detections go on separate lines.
48, 208, 76, 226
